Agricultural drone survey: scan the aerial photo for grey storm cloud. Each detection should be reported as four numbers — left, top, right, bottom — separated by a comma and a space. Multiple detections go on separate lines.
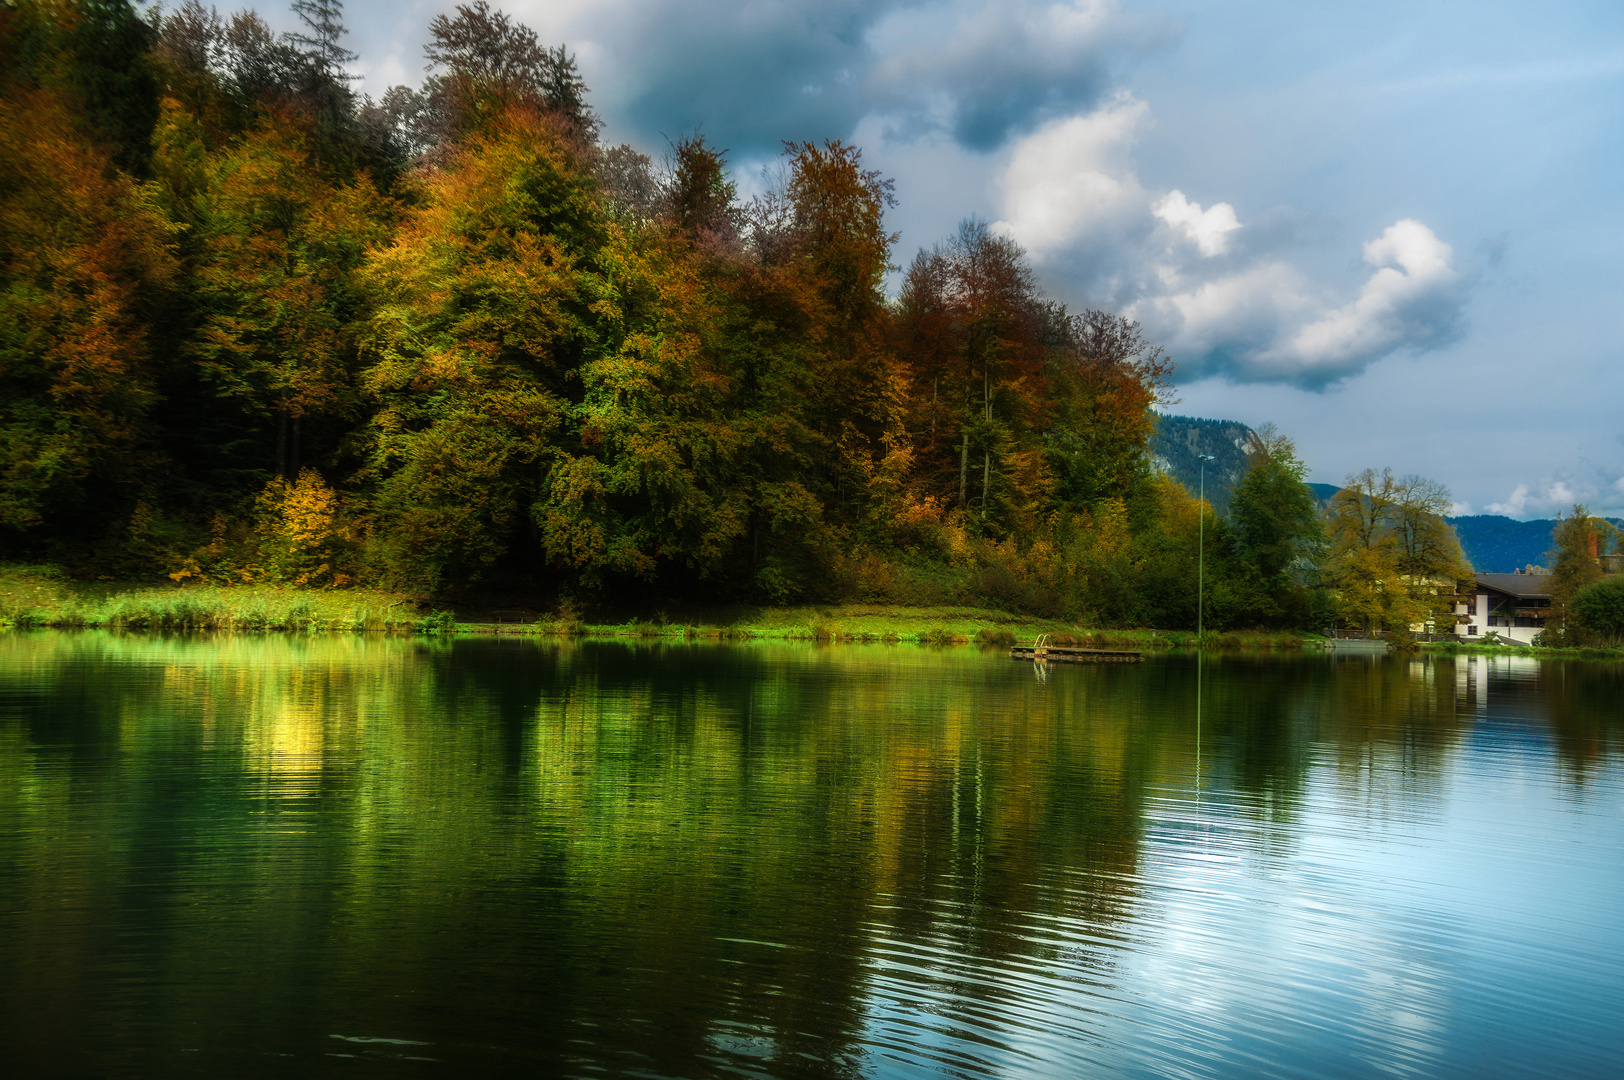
598, 0, 881, 153
574, 0, 1172, 155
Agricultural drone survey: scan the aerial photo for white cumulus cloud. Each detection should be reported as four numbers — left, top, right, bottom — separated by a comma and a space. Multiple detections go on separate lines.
1270, 220, 1463, 379
1153, 190, 1241, 256
1130, 262, 1314, 371
990, 94, 1149, 261
987, 97, 1473, 388
1478, 471, 1624, 519
1486, 480, 1586, 518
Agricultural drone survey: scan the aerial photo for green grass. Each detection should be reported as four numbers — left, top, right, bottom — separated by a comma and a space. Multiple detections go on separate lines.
0, 566, 1342, 650
0, 566, 443, 632
457, 604, 1321, 649
1422, 640, 1624, 660
1054, 627, 1320, 650
456, 604, 1071, 644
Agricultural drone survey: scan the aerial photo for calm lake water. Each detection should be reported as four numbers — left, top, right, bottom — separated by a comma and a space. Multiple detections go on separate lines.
1, 632, 1621, 1078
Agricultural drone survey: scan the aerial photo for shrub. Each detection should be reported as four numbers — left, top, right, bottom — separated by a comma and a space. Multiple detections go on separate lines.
1573, 575, 1624, 644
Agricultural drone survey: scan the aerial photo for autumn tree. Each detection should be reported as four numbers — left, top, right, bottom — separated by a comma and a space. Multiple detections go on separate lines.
532, 227, 752, 588
218, 10, 305, 105
2, 0, 160, 174
596, 142, 662, 224
781, 140, 903, 520
1325, 471, 1410, 634
658, 139, 905, 599
176, 109, 391, 483
665, 135, 741, 245
895, 221, 1051, 529
1546, 505, 1616, 645
1325, 468, 1469, 634
416, 2, 596, 153
1046, 309, 1173, 521
1389, 473, 1473, 630
358, 102, 601, 590
0, 76, 175, 551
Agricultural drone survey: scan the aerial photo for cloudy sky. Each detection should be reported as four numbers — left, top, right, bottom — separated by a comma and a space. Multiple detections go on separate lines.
287, 0, 1622, 518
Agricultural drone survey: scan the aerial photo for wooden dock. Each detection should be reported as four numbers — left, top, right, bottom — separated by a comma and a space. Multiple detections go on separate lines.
1010, 644, 1143, 663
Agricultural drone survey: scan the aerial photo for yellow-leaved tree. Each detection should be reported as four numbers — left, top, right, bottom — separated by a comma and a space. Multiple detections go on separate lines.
251, 469, 353, 586
1326, 469, 1471, 635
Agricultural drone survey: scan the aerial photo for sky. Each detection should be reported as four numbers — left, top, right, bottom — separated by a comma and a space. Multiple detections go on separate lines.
259, 0, 1624, 519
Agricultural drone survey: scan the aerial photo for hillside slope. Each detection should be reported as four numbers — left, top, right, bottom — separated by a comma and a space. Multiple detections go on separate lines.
1447, 515, 1624, 573
1150, 415, 1257, 516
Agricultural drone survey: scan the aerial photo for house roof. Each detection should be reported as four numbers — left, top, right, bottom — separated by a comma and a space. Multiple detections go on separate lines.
1475, 572, 1552, 600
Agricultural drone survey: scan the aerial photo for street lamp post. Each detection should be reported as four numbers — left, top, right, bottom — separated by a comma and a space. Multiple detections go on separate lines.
1197, 453, 1216, 639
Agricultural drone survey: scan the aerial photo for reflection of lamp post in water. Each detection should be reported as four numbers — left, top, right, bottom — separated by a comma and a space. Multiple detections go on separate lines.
1197, 454, 1216, 639
1195, 454, 1215, 828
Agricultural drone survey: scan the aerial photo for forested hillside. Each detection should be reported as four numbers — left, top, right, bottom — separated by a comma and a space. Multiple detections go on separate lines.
1150, 415, 1256, 517
0, 0, 1464, 632
1448, 515, 1624, 573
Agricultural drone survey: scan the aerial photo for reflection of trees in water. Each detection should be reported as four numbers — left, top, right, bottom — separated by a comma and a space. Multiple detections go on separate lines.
0, 635, 1161, 1074
521, 643, 1155, 1075
1192, 654, 1481, 819
1521, 660, 1624, 783
2, 635, 1621, 1074
1318, 655, 1475, 819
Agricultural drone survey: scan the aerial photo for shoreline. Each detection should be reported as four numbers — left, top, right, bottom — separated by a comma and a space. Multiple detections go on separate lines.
5, 567, 1620, 657
0, 567, 1311, 649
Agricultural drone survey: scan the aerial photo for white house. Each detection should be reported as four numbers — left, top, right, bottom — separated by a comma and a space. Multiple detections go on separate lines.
1456, 572, 1552, 645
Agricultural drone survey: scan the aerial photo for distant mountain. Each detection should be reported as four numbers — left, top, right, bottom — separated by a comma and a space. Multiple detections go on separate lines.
1446, 515, 1623, 573
1150, 415, 1256, 516
1447, 516, 1554, 573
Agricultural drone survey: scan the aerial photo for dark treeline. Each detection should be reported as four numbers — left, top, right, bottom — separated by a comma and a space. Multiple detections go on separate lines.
2, 0, 1350, 628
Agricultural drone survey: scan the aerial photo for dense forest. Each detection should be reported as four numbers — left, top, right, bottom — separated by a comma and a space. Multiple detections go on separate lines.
1, 0, 1485, 631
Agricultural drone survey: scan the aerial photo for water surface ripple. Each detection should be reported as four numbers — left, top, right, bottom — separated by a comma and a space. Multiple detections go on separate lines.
1, 634, 1621, 1078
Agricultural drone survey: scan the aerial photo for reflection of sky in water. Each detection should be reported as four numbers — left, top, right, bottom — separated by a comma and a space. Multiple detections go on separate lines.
852, 655, 1624, 1080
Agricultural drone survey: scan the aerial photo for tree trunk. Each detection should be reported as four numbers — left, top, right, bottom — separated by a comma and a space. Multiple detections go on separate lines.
959, 430, 969, 507
276, 408, 288, 479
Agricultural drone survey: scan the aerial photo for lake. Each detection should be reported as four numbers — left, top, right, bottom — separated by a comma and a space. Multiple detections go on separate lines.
1, 632, 1621, 1078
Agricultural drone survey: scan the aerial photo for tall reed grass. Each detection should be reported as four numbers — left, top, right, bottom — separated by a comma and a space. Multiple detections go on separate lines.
0, 571, 443, 632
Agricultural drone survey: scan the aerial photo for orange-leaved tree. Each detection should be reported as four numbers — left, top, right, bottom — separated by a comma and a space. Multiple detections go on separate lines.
0, 82, 175, 549
895, 221, 1054, 534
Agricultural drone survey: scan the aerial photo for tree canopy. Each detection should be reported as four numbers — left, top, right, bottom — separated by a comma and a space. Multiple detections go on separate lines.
2, 0, 1478, 634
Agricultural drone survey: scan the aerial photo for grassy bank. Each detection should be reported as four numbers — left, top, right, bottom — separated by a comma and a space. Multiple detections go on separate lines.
0, 566, 444, 632
468, 604, 1320, 649
1, 566, 1322, 647
1421, 640, 1624, 660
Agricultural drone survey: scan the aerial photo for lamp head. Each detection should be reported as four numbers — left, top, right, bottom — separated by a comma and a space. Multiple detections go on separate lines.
1197, 454, 1216, 462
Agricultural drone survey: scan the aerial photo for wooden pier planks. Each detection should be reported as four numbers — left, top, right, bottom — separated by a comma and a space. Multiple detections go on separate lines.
1009, 645, 1143, 663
